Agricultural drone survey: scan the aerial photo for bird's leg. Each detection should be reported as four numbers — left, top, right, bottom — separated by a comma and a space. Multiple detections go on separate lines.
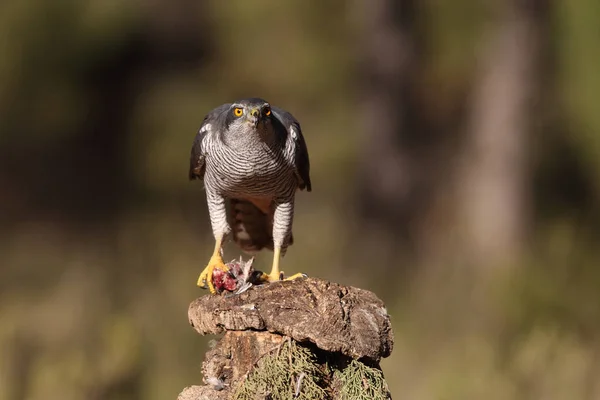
197, 236, 228, 293
198, 192, 231, 293
261, 199, 306, 283
266, 246, 283, 282
262, 246, 306, 282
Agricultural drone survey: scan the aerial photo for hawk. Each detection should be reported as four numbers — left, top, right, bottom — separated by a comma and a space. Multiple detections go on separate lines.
189, 98, 312, 293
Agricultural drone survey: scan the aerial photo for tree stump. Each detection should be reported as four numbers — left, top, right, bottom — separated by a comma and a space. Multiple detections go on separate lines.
177, 277, 394, 400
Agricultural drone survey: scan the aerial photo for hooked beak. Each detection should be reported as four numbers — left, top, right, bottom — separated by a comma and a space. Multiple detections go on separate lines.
248, 108, 262, 127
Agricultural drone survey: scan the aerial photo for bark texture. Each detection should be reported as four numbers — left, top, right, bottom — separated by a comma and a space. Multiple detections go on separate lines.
179, 277, 394, 399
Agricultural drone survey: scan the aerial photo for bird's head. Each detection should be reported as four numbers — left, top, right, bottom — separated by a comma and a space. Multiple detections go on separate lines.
227, 98, 273, 136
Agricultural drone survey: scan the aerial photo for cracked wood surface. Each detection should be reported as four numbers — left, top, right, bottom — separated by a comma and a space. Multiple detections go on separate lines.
187, 277, 393, 362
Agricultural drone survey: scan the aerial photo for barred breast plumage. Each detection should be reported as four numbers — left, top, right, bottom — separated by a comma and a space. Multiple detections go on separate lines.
189, 98, 311, 257
203, 135, 297, 199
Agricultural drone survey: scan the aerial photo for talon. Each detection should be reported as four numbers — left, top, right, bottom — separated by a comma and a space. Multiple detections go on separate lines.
282, 272, 307, 281
197, 255, 228, 294
259, 271, 307, 283
260, 245, 307, 284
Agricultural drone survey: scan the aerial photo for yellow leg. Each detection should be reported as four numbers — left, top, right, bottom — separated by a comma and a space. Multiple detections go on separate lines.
266, 247, 282, 282
263, 246, 306, 283
197, 237, 228, 294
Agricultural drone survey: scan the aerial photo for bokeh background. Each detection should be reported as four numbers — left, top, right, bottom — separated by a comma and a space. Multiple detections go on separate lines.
1, 0, 600, 399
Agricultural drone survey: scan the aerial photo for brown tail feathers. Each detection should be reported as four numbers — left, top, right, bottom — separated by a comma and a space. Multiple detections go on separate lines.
226, 198, 293, 254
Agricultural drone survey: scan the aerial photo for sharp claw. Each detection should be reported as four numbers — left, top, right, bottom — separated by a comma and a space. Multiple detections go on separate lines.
196, 257, 227, 294
282, 272, 308, 281
257, 271, 307, 283
207, 277, 216, 294
196, 270, 209, 288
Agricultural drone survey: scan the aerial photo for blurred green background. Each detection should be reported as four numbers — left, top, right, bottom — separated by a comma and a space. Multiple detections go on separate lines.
1, 0, 600, 399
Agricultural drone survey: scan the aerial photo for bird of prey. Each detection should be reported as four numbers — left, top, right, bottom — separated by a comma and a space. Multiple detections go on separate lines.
189, 98, 312, 293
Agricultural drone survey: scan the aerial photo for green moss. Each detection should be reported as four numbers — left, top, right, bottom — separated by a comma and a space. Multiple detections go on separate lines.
335, 360, 390, 400
233, 339, 329, 400
233, 339, 390, 400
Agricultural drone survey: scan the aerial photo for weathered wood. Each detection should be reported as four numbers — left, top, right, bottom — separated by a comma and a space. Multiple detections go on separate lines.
180, 277, 394, 399
188, 277, 393, 361
178, 331, 284, 400
178, 385, 226, 400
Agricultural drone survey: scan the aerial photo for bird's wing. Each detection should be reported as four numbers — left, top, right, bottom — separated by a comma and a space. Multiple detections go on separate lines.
189, 103, 230, 180
272, 107, 312, 192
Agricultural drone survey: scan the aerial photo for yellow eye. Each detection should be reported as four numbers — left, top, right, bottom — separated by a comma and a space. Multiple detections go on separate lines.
264, 107, 271, 116
233, 107, 243, 117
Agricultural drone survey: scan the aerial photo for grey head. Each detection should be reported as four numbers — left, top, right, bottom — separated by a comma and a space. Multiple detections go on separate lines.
222, 98, 278, 143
